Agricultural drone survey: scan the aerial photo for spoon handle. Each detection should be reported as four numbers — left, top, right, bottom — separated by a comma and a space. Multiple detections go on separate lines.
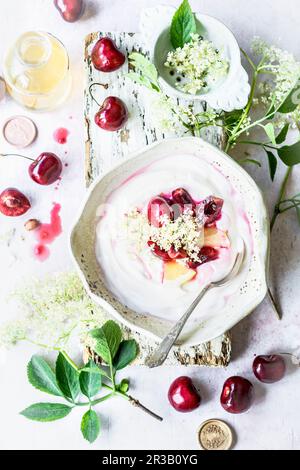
145, 284, 212, 368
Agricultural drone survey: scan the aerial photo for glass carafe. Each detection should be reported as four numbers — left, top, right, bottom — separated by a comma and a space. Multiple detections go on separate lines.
3, 31, 71, 110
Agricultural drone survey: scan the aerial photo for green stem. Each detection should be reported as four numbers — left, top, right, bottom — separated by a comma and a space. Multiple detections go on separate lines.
270, 167, 293, 231
75, 393, 114, 407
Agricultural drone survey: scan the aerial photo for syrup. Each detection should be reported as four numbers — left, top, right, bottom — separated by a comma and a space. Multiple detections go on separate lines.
53, 127, 69, 144
34, 202, 62, 261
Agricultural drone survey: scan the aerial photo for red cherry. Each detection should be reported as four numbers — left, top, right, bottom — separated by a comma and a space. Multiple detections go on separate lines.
91, 37, 125, 72
220, 376, 254, 414
29, 153, 63, 185
0, 188, 31, 217
168, 376, 201, 412
95, 96, 128, 132
187, 246, 218, 269
147, 196, 173, 227
253, 355, 286, 383
171, 188, 196, 215
203, 196, 224, 225
148, 240, 171, 261
54, 0, 84, 22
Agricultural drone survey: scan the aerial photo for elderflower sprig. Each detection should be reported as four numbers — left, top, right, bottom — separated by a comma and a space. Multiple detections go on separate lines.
165, 33, 229, 94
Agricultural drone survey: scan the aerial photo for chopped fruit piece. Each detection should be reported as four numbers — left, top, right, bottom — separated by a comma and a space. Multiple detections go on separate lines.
168, 246, 187, 259
203, 196, 223, 225
148, 240, 171, 261
147, 196, 173, 227
0, 188, 31, 217
204, 227, 230, 248
164, 261, 196, 284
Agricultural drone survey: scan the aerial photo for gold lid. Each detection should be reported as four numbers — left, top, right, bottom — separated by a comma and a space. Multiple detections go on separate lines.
198, 419, 233, 450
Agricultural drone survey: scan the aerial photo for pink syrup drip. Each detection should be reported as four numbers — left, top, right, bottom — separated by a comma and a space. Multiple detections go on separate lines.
33, 203, 62, 261
53, 127, 69, 144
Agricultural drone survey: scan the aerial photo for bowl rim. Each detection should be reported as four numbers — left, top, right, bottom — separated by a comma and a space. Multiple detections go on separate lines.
70, 136, 269, 345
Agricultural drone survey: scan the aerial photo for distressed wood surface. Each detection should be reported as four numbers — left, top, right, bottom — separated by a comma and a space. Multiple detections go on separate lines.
84, 32, 231, 366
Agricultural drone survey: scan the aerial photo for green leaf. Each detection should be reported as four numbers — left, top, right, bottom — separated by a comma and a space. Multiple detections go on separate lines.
128, 53, 160, 92
55, 353, 80, 401
296, 206, 300, 226
79, 360, 102, 399
20, 403, 72, 422
81, 409, 100, 443
276, 123, 290, 145
263, 123, 276, 145
170, 0, 197, 49
265, 150, 278, 181
278, 141, 300, 166
278, 78, 300, 113
117, 378, 130, 394
27, 355, 63, 397
89, 320, 122, 365
113, 340, 138, 371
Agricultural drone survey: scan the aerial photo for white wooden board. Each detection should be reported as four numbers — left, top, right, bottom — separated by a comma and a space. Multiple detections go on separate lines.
84, 31, 231, 366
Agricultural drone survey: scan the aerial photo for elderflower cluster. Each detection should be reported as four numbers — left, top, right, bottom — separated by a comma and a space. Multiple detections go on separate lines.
252, 37, 300, 128
125, 210, 204, 263
150, 94, 219, 133
0, 273, 107, 351
164, 34, 229, 95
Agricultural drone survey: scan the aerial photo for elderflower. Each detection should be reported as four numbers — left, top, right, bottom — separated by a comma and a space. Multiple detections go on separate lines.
165, 34, 229, 95
252, 37, 300, 127
0, 272, 108, 351
125, 210, 204, 263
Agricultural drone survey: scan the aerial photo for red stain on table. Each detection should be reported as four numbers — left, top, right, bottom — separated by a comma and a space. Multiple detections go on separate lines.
34, 203, 62, 261
53, 127, 69, 144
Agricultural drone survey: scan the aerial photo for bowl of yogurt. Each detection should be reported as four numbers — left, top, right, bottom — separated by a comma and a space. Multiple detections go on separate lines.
70, 137, 269, 345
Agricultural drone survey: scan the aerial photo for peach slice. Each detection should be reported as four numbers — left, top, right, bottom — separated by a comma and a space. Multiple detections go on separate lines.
204, 227, 230, 248
164, 260, 196, 285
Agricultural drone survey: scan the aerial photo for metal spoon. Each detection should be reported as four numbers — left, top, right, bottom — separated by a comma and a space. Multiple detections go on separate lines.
145, 243, 245, 368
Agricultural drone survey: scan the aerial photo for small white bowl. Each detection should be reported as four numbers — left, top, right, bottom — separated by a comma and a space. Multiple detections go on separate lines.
70, 137, 269, 346
139, 6, 250, 111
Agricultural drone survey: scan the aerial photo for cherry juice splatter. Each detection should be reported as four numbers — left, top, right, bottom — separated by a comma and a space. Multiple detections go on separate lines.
34, 203, 62, 261
53, 127, 69, 144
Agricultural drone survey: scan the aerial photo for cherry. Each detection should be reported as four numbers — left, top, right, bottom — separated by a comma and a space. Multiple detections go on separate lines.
147, 196, 173, 227
147, 240, 171, 261
220, 376, 254, 414
168, 376, 201, 412
29, 152, 63, 185
91, 37, 125, 72
54, 0, 84, 22
94, 96, 128, 132
253, 355, 286, 383
1, 152, 62, 186
203, 196, 223, 225
172, 188, 196, 215
0, 188, 31, 217
187, 246, 218, 269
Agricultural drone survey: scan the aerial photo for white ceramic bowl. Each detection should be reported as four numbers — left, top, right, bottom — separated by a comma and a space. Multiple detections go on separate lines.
139, 6, 250, 111
70, 137, 269, 346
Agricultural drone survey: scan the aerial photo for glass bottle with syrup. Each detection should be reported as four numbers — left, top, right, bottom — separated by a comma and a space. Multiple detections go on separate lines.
3, 31, 71, 110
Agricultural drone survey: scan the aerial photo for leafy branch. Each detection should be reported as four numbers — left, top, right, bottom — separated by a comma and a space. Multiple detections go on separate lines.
21, 320, 162, 443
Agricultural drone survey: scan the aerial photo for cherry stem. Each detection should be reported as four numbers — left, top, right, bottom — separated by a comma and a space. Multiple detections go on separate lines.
89, 82, 109, 107
0, 153, 34, 162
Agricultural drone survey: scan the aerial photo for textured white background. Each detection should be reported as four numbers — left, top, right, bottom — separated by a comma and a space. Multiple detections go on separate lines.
0, 0, 300, 450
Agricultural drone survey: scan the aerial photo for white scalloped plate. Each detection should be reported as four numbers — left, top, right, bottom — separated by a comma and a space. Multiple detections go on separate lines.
70, 137, 268, 346
139, 6, 250, 111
